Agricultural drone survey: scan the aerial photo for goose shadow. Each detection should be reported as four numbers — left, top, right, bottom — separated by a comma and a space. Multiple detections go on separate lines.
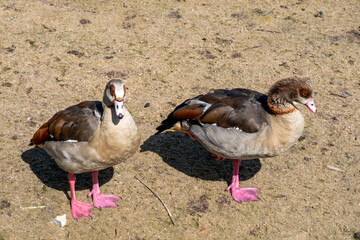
140, 132, 261, 184
21, 146, 114, 199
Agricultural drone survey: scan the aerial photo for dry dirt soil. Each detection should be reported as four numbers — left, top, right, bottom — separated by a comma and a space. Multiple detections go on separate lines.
0, 0, 359, 239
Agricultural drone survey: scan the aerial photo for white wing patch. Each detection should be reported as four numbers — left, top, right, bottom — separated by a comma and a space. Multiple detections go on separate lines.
185, 99, 212, 113
94, 110, 101, 118
206, 123, 242, 131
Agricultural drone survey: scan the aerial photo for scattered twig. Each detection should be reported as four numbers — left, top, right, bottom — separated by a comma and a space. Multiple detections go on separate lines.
134, 176, 175, 225
327, 165, 343, 172
329, 92, 352, 98
256, 29, 281, 34
20, 206, 46, 210
322, 130, 328, 136
243, 45, 261, 51
198, 227, 207, 234
329, 93, 346, 98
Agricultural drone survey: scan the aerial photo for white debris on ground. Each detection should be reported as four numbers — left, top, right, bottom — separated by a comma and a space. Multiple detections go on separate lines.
53, 214, 67, 227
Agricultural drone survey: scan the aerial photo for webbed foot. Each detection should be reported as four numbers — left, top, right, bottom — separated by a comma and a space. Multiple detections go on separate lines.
71, 199, 93, 220
226, 184, 259, 202
88, 191, 121, 209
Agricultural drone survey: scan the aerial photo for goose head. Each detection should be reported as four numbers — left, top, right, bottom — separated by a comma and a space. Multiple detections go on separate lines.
103, 79, 127, 119
268, 77, 317, 114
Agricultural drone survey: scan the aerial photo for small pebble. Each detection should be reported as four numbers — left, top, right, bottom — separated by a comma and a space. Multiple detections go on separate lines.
230, 13, 244, 19
4, 47, 15, 53
26, 87, 33, 94
168, 11, 182, 19
123, 22, 133, 29
231, 52, 241, 58
79, 19, 91, 24
2, 82, 13, 87
249, 229, 257, 236
144, 102, 150, 108
314, 11, 323, 18
67, 50, 83, 58
0, 200, 11, 209
298, 136, 306, 141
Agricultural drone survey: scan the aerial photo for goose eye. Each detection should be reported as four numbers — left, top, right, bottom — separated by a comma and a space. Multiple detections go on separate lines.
299, 88, 311, 98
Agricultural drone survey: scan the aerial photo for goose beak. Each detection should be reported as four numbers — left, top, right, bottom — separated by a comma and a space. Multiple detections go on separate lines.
305, 98, 317, 114
114, 100, 124, 119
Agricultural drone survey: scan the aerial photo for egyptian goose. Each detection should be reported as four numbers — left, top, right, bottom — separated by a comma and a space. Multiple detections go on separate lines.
156, 77, 316, 202
31, 79, 141, 220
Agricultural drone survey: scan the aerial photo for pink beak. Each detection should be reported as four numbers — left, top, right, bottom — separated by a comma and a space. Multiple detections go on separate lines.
305, 98, 317, 114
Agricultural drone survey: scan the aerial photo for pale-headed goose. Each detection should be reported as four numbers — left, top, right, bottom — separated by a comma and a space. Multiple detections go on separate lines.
31, 79, 141, 220
156, 77, 316, 203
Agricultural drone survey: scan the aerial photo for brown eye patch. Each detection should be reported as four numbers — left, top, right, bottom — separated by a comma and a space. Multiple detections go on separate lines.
110, 84, 116, 97
299, 88, 312, 98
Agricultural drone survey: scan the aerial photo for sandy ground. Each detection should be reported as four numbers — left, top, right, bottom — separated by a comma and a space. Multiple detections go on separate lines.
0, 0, 359, 239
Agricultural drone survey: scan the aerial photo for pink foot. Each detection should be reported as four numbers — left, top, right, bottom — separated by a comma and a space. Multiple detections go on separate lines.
89, 171, 121, 209
88, 191, 121, 209
68, 173, 93, 220
227, 159, 259, 202
71, 199, 93, 220
226, 184, 259, 202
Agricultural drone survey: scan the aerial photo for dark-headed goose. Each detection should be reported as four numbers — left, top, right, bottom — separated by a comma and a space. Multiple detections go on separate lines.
156, 77, 316, 203
31, 79, 141, 220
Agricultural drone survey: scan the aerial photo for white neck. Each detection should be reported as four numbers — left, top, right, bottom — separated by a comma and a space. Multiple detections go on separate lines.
266, 109, 304, 155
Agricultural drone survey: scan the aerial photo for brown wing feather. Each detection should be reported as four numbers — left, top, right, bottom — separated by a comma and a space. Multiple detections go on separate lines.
58, 121, 72, 140
31, 123, 50, 145
200, 103, 234, 127
156, 88, 270, 134
48, 116, 63, 135
31, 101, 103, 145
200, 93, 269, 133
198, 94, 224, 104
173, 104, 204, 120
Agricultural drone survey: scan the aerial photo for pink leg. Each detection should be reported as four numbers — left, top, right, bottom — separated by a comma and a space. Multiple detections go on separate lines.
68, 173, 93, 220
88, 171, 121, 209
226, 159, 259, 202
187, 132, 196, 140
